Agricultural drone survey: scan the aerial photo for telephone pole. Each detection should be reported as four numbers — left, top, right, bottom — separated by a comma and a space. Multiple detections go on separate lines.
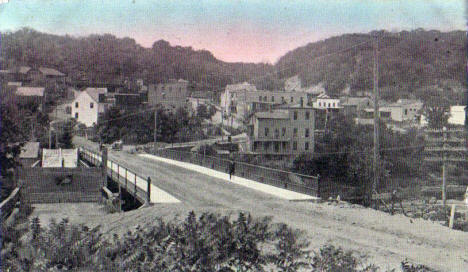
372, 36, 380, 197
154, 109, 158, 151
424, 127, 467, 206
48, 115, 52, 149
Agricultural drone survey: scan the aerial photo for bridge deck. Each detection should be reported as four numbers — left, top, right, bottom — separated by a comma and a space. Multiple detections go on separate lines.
80, 149, 180, 204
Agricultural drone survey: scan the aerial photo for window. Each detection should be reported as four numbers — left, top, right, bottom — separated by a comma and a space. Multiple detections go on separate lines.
290, 97, 294, 103
264, 96, 267, 102
75, 102, 79, 108
90, 102, 94, 109
293, 128, 298, 137
281, 97, 285, 103
264, 127, 269, 137
75, 112, 79, 118
271, 96, 275, 102
293, 111, 298, 120
305, 142, 309, 150
319, 102, 321, 107
282, 127, 286, 137
333, 103, 336, 107
305, 128, 310, 138
293, 141, 297, 150
328, 103, 331, 107
275, 129, 279, 138
274, 142, 279, 152
305, 111, 310, 120
259, 96, 262, 101
405, 109, 408, 115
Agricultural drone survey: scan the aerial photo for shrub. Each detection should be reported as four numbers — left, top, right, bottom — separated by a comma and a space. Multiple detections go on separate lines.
311, 244, 379, 272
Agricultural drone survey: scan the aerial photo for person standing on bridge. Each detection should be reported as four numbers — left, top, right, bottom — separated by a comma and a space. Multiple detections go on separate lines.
229, 159, 236, 180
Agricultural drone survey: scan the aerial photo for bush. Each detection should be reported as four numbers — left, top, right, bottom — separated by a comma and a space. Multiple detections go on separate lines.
1, 211, 438, 271
311, 244, 379, 272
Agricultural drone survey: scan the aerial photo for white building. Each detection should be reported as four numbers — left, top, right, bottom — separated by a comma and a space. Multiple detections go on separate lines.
42, 148, 78, 168
380, 99, 423, 123
420, 105, 466, 127
312, 93, 341, 111
220, 82, 258, 116
448, 105, 466, 126
71, 88, 109, 127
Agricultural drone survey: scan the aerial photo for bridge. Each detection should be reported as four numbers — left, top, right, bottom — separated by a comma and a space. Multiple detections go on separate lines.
71, 136, 468, 271
79, 147, 180, 204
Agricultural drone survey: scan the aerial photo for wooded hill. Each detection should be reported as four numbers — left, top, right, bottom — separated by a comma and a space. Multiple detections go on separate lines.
1, 28, 465, 101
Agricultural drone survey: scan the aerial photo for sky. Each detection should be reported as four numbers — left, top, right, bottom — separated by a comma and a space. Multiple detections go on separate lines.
0, 0, 465, 63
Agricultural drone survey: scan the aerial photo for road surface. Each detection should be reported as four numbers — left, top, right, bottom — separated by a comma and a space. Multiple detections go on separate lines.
74, 137, 468, 271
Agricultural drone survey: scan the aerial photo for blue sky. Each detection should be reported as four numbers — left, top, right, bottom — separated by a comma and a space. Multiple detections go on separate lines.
0, 0, 465, 62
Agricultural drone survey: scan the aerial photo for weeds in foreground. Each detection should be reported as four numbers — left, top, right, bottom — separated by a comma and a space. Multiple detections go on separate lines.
2, 211, 435, 271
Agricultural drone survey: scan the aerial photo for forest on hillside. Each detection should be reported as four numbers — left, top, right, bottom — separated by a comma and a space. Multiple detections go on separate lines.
277, 30, 466, 102
1, 28, 465, 102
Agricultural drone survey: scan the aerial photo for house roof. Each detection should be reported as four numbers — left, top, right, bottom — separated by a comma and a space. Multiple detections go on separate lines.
18, 66, 32, 74
341, 97, 371, 106
191, 91, 212, 99
277, 103, 314, 109
388, 99, 423, 107
19, 142, 40, 159
16, 87, 45, 97
39, 67, 66, 77
84, 88, 108, 102
255, 110, 289, 119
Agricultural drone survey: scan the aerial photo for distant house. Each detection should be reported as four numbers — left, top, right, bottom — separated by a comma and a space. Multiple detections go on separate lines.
188, 91, 212, 111
8, 66, 66, 83
148, 79, 193, 111
221, 82, 310, 121
15, 87, 45, 109
448, 105, 466, 126
114, 93, 144, 110
247, 101, 315, 156
42, 148, 78, 168
340, 96, 373, 116
380, 99, 423, 122
420, 105, 466, 127
354, 107, 392, 125
7, 82, 22, 87
19, 142, 40, 167
312, 93, 342, 111
71, 88, 110, 127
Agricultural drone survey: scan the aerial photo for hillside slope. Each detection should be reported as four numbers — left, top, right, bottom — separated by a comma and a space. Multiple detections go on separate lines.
276, 30, 466, 100
2, 29, 465, 99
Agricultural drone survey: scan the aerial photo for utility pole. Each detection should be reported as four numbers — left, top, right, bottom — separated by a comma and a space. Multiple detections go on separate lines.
442, 127, 447, 206
154, 109, 158, 151
49, 123, 52, 149
424, 128, 467, 207
372, 36, 380, 197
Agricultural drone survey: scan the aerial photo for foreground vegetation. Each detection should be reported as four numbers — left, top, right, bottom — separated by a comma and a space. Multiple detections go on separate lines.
2, 211, 435, 272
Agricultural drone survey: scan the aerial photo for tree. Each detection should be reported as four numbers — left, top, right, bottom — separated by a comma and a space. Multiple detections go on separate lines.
59, 121, 74, 148
423, 96, 450, 129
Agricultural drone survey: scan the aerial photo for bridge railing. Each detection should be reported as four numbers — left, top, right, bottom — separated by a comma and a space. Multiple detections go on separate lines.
150, 148, 319, 197
1, 187, 22, 222
79, 147, 150, 204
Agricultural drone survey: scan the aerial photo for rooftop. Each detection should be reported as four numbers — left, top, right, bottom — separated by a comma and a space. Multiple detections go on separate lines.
277, 103, 314, 109
255, 110, 289, 119
84, 88, 108, 102
16, 87, 45, 97
19, 142, 40, 159
39, 67, 66, 77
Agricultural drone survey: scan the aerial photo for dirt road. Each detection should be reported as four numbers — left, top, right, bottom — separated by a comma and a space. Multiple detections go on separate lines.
74, 137, 468, 271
